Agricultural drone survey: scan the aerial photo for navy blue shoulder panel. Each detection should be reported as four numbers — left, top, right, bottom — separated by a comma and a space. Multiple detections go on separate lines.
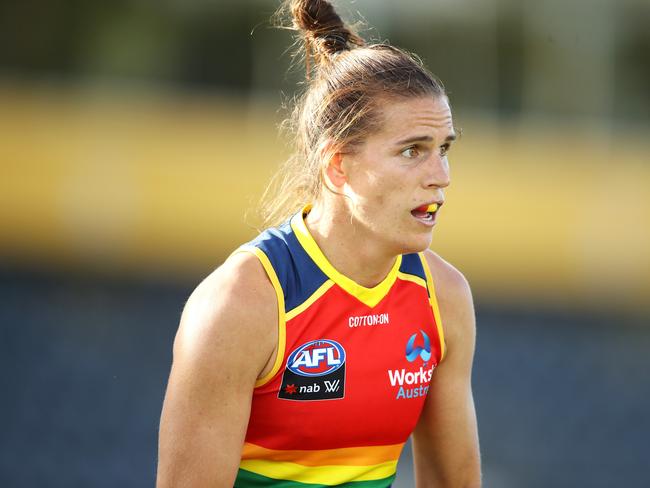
246, 220, 329, 312
399, 253, 427, 280
399, 253, 430, 298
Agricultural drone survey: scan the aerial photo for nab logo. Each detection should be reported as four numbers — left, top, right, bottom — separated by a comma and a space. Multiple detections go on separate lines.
406, 330, 431, 363
287, 339, 346, 377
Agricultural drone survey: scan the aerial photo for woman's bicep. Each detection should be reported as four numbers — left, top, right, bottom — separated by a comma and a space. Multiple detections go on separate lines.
157, 254, 278, 487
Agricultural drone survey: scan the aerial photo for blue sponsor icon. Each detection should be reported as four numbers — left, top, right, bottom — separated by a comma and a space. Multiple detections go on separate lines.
405, 330, 431, 363
287, 339, 346, 377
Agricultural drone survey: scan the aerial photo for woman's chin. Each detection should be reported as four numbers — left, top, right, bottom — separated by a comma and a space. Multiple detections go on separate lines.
394, 233, 433, 255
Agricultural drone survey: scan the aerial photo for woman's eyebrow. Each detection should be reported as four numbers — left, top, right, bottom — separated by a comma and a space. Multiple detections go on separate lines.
395, 135, 433, 146
394, 133, 457, 146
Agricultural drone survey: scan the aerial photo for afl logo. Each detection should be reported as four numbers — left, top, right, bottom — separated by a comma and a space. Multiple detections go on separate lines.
287, 339, 346, 377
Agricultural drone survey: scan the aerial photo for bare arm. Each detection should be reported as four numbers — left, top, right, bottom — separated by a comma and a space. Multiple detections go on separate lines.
411, 250, 481, 488
156, 252, 278, 487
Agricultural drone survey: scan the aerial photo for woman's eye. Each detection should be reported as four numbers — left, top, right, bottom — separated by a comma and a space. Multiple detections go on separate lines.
440, 143, 451, 156
401, 147, 419, 158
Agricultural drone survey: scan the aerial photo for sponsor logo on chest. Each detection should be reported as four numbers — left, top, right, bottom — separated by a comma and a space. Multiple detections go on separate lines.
348, 313, 390, 328
278, 339, 346, 401
387, 329, 437, 400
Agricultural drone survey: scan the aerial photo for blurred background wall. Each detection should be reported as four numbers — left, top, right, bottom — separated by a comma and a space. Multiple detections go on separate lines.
0, 0, 648, 486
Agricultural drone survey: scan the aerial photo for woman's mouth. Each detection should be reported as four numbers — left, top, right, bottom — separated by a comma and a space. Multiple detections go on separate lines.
411, 203, 440, 226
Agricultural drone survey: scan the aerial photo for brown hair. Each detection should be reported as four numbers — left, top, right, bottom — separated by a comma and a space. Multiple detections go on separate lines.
260, 0, 446, 227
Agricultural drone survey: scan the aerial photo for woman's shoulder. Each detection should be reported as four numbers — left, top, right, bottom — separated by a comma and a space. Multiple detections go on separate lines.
172, 251, 278, 374
421, 249, 475, 342
187, 251, 278, 318
422, 249, 471, 300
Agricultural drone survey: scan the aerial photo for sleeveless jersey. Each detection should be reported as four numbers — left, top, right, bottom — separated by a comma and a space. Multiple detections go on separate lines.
233, 208, 446, 487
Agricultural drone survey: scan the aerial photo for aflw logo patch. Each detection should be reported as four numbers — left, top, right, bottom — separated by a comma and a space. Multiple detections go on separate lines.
278, 339, 346, 401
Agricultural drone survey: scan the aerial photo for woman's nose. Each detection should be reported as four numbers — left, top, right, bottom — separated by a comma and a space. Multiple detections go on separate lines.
424, 155, 450, 189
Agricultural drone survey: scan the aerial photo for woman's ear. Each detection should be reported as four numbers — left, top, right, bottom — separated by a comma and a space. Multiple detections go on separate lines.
319, 140, 347, 190
325, 152, 346, 188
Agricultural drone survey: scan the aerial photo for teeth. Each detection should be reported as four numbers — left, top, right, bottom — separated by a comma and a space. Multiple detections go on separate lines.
426, 203, 439, 213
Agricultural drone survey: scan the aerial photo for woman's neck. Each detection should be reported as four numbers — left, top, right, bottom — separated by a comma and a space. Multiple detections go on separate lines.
304, 203, 398, 288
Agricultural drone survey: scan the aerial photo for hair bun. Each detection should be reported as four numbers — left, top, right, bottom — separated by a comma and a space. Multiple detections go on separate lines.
288, 0, 365, 57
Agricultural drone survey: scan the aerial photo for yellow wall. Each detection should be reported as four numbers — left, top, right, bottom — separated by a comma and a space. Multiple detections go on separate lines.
1, 84, 648, 313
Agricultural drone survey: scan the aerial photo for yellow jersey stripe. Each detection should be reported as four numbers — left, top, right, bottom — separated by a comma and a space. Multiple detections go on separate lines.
290, 206, 402, 309
396, 272, 427, 289
239, 458, 398, 485
234, 246, 287, 387
419, 252, 446, 361
285, 279, 335, 322
241, 442, 404, 467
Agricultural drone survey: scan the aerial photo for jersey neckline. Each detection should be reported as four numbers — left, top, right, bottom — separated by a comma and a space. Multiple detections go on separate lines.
290, 205, 402, 308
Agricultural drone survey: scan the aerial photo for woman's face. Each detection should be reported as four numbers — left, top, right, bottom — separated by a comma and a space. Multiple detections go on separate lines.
340, 95, 456, 255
